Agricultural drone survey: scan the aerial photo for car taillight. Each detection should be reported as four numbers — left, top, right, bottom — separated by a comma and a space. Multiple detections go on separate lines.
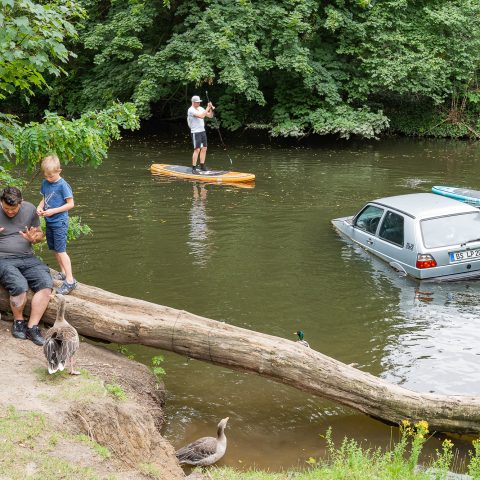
416, 254, 437, 269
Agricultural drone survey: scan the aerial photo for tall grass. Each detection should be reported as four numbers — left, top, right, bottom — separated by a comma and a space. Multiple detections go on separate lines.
208, 421, 480, 480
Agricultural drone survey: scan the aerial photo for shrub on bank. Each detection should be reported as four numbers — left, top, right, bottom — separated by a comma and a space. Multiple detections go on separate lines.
207, 421, 480, 480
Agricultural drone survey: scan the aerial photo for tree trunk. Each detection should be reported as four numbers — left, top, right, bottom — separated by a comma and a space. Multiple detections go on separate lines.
2, 282, 480, 434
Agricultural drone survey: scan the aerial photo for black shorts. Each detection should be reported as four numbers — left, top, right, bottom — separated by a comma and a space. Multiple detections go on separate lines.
191, 131, 208, 149
0, 255, 53, 296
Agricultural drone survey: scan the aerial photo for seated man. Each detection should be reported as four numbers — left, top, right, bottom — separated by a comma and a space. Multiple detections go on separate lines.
0, 186, 53, 345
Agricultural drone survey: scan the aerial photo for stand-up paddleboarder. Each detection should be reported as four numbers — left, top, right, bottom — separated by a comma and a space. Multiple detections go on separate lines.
187, 95, 214, 174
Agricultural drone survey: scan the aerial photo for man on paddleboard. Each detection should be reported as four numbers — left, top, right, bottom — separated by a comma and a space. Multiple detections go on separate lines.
187, 95, 214, 174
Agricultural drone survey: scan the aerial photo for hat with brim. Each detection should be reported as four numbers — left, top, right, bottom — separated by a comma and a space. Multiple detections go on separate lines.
191, 95, 202, 103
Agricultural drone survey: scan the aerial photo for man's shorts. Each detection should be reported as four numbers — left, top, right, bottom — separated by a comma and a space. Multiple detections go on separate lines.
46, 221, 68, 253
0, 255, 53, 296
191, 131, 208, 149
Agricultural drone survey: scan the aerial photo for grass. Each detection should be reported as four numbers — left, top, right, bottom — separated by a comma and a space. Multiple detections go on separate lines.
75, 434, 112, 459
206, 421, 480, 480
138, 462, 163, 478
0, 406, 105, 480
34, 367, 112, 402
105, 383, 127, 401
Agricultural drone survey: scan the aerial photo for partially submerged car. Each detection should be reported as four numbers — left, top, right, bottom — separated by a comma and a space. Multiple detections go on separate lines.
331, 193, 480, 281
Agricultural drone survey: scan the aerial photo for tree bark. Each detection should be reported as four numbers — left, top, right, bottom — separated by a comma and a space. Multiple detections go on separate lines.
2, 281, 480, 434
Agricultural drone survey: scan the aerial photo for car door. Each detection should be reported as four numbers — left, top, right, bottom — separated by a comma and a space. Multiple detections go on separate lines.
375, 210, 410, 267
351, 204, 385, 252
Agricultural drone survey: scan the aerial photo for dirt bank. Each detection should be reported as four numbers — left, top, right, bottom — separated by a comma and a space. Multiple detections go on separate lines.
0, 317, 186, 479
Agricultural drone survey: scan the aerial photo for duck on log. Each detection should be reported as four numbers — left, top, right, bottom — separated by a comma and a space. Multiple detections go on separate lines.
1, 281, 480, 435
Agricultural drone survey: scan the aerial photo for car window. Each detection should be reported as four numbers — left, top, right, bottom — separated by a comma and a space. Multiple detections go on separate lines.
421, 212, 480, 248
354, 205, 384, 234
378, 211, 404, 246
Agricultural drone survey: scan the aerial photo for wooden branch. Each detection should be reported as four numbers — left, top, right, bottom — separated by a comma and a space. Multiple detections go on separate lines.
2, 282, 480, 434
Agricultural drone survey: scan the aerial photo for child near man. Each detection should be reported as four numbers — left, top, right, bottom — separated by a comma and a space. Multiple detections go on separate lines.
37, 155, 77, 295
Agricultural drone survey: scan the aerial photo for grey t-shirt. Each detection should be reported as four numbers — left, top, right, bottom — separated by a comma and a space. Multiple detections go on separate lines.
0, 202, 39, 257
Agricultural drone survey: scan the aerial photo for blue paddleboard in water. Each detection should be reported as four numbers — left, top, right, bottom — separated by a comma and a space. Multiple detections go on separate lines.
432, 185, 480, 206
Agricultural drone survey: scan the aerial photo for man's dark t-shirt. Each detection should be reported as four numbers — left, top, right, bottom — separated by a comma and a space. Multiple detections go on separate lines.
0, 202, 39, 258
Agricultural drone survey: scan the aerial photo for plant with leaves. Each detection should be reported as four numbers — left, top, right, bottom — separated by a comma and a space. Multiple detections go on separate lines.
49, 0, 480, 139
151, 355, 166, 381
45, 0, 390, 138
15, 102, 139, 170
1, 1, 140, 169
0, 0, 84, 100
0, 1, 140, 250
327, 0, 480, 137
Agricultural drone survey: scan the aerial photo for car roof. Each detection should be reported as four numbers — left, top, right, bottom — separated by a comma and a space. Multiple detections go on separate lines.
370, 193, 479, 219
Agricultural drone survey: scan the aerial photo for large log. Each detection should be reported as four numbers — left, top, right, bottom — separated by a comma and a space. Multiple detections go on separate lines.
2, 281, 480, 434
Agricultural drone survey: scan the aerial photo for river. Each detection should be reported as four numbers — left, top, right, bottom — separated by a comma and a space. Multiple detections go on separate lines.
37, 134, 480, 471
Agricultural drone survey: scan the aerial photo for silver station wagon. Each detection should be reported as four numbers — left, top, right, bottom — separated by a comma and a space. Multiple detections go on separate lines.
331, 193, 480, 281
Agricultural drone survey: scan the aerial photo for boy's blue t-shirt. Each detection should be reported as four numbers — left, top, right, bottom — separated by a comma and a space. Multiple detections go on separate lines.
40, 177, 73, 224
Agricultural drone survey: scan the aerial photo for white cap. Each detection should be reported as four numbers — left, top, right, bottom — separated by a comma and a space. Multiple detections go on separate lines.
191, 95, 202, 103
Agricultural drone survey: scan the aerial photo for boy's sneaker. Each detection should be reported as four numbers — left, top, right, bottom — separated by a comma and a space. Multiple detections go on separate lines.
26, 325, 45, 346
192, 166, 198, 174
54, 272, 66, 281
12, 320, 27, 340
200, 164, 207, 171
56, 279, 78, 295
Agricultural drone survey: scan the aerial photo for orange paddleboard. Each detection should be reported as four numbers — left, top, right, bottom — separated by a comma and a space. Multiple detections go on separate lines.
150, 164, 255, 183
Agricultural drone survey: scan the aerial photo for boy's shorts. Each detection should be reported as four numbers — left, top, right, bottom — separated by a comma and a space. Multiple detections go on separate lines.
0, 255, 53, 296
46, 221, 68, 253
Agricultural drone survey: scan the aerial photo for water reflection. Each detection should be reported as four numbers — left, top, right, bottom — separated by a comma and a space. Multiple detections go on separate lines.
338, 238, 480, 395
187, 183, 210, 266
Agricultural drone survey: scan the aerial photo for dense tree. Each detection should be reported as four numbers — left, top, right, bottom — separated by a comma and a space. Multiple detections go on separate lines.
10, 0, 480, 139
0, 0, 139, 179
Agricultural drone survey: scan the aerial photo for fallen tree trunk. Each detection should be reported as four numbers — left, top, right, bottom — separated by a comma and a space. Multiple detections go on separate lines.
2, 281, 480, 434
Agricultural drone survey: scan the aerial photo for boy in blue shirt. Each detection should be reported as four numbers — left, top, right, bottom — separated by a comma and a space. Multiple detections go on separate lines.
37, 155, 77, 294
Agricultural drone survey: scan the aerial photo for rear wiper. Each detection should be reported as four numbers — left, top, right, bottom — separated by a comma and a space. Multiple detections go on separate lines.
461, 238, 480, 246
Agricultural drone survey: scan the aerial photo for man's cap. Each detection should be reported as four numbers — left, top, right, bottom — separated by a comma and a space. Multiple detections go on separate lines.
191, 95, 202, 103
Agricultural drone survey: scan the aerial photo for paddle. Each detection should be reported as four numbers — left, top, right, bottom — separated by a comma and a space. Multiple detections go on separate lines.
205, 90, 233, 166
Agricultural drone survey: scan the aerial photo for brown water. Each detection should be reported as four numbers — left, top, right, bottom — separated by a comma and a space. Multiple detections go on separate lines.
36, 134, 480, 471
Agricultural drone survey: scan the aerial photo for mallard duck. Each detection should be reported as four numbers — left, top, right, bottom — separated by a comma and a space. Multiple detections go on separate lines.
43, 294, 80, 375
294, 330, 310, 348
176, 417, 229, 466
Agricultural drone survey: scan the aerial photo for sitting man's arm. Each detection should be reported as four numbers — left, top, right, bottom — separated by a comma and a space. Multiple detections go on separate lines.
19, 226, 45, 244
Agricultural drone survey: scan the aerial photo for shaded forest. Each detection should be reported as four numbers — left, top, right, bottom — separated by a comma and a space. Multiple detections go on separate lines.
1, 0, 480, 164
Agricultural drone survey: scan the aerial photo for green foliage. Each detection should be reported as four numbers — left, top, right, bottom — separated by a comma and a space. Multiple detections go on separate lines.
43, 0, 480, 139
67, 216, 92, 242
138, 462, 163, 479
0, 1, 140, 197
0, 405, 101, 479
75, 433, 112, 459
33, 215, 92, 255
469, 439, 480, 479
105, 383, 127, 401
0, 405, 45, 444
0, 0, 85, 100
14, 102, 139, 169
0, 112, 20, 161
116, 345, 135, 360
151, 355, 166, 379
207, 421, 480, 480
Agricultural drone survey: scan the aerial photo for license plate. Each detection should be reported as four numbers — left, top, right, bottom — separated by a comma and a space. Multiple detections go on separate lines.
449, 248, 480, 263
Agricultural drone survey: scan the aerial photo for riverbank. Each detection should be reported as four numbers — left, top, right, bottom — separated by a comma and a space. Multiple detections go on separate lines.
0, 317, 185, 479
